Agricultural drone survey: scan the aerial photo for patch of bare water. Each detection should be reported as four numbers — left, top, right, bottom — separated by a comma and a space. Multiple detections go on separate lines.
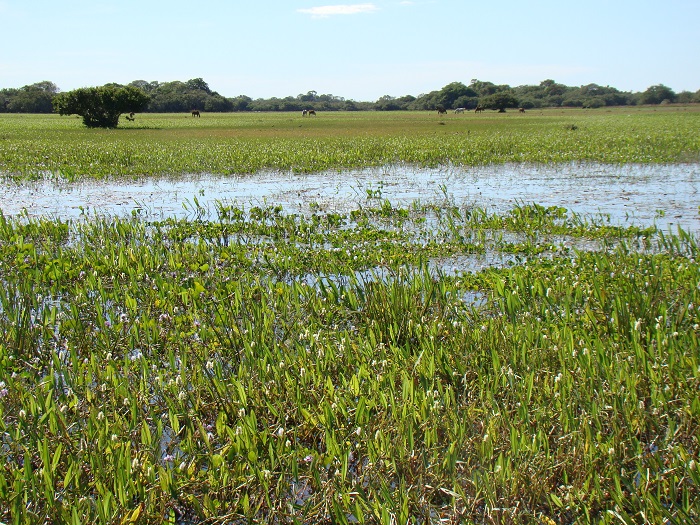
1, 163, 698, 233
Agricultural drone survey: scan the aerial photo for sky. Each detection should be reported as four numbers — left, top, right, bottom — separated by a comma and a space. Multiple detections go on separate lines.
1, 0, 699, 101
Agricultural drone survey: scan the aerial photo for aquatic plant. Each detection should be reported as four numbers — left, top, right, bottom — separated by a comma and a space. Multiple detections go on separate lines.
0, 199, 698, 523
1, 109, 699, 180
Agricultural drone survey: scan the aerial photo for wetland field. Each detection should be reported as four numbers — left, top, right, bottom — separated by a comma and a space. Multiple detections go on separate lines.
0, 109, 699, 524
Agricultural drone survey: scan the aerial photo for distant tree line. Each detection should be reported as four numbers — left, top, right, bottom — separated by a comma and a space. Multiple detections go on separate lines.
2, 77, 699, 114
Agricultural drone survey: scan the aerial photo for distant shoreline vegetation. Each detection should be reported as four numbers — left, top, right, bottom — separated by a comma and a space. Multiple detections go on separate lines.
1, 78, 699, 114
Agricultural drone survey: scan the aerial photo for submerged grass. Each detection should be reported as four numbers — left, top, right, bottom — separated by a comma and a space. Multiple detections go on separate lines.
1, 108, 700, 179
0, 198, 698, 524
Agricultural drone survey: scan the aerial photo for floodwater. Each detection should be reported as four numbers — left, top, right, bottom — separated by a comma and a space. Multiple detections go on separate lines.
1, 162, 699, 233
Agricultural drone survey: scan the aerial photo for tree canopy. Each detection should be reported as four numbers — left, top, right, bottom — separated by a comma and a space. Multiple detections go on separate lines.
53, 85, 150, 128
2, 77, 698, 115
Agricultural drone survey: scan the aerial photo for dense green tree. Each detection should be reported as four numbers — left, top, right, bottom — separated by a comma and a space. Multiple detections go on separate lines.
0, 81, 58, 113
143, 78, 228, 112
452, 95, 480, 109
436, 82, 477, 108
480, 92, 520, 112
186, 78, 211, 94
469, 79, 510, 97
53, 85, 150, 128
230, 95, 252, 111
128, 80, 160, 93
297, 91, 318, 102
639, 84, 676, 105
375, 95, 416, 111
3, 76, 698, 114
204, 94, 234, 112
410, 82, 477, 110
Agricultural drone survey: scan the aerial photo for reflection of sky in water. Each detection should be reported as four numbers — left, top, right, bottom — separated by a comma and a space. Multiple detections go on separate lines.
2, 163, 698, 233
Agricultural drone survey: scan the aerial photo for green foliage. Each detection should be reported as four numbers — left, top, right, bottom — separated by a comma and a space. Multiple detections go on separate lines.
52, 85, 150, 128
639, 84, 677, 105
480, 91, 520, 111
0, 108, 699, 522
1, 110, 700, 179
138, 78, 234, 112
0, 197, 698, 523
2, 77, 698, 115
480, 92, 518, 112
0, 81, 58, 113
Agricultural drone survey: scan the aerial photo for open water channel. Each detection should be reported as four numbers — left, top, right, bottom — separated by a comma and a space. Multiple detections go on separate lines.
1, 162, 699, 233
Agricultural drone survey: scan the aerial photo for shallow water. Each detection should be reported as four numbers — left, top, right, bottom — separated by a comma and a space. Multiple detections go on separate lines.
2, 162, 699, 232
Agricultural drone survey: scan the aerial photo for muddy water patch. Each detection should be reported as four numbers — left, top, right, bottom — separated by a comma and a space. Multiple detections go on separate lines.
1, 163, 698, 233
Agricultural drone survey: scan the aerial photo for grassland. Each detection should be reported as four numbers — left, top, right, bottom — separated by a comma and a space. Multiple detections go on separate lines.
1, 107, 700, 179
0, 109, 699, 524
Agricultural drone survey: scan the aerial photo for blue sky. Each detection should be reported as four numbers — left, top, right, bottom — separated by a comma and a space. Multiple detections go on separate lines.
2, 0, 699, 100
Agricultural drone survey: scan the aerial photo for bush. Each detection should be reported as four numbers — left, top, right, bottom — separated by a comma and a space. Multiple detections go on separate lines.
53, 85, 150, 128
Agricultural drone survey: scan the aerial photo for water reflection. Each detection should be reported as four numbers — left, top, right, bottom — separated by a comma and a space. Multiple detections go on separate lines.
1, 162, 698, 232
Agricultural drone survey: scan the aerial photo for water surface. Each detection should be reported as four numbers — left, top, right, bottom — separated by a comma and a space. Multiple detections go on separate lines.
2, 163, 698, 232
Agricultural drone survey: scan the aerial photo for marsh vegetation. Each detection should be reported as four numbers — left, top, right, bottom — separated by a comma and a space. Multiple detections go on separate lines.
0, 109, 699, 524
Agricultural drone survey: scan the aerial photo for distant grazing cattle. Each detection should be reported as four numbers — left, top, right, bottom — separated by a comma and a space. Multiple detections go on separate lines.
437, 107, 447, 115
303, 109, 316, 116
454, 108, 465, 114
475, 106, 485, 113
519, 107, 525, 113
191, 110, 200, 117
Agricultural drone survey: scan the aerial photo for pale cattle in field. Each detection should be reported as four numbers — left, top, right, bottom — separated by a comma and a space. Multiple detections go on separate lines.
454, 108, 465, 113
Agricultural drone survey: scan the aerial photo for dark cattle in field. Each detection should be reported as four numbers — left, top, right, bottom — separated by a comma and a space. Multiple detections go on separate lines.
191, 110, 200, 117
437, 107, 447, 115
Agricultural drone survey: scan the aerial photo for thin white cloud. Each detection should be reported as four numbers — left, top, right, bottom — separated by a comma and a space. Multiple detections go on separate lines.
298, 4, 379, 18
